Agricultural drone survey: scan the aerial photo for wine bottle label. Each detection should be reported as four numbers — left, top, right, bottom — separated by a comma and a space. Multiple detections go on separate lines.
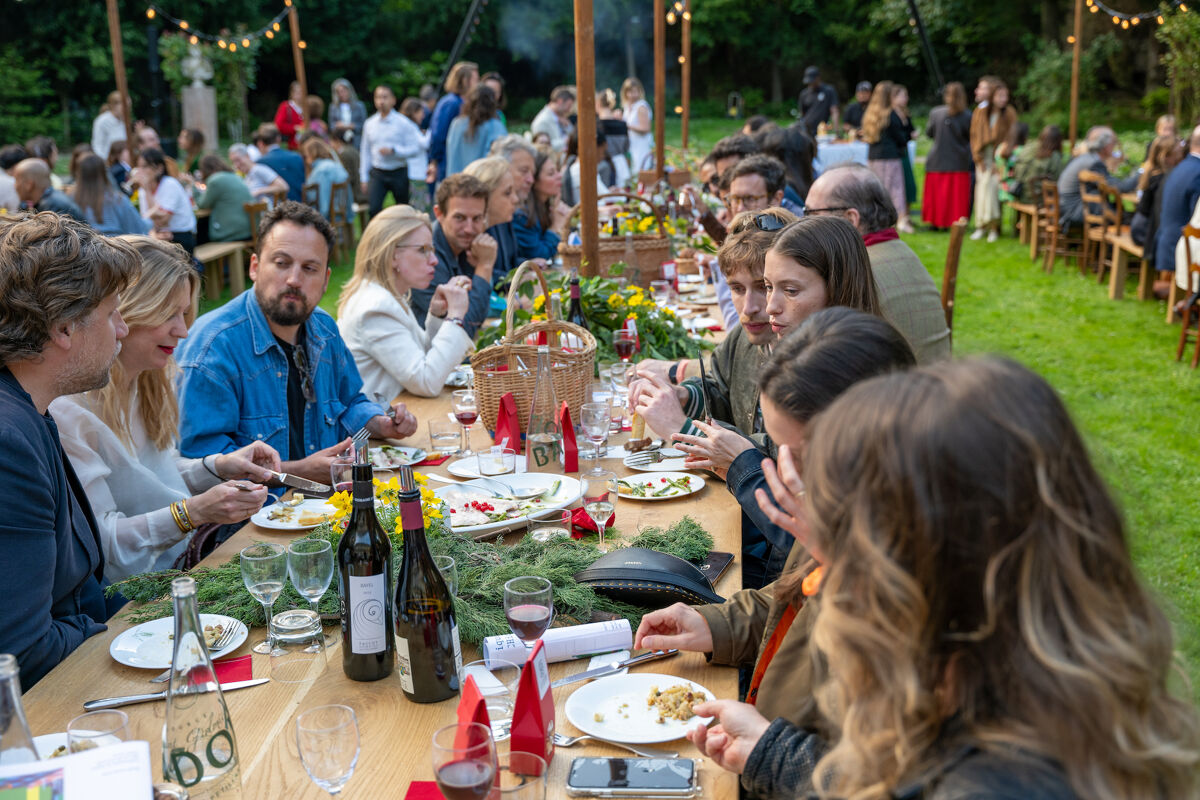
451, 623, 463, 677
395, 637, 415, 693
400, 500, 422, 531
348, 573, 388, 654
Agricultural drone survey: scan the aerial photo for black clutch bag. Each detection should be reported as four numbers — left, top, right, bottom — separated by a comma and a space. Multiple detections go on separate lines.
574, 547, 725, 607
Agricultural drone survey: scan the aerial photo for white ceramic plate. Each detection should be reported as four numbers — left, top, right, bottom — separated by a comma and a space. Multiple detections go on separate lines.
434, 473, 580, 539
33, 732, 67, 760
677, 273, 705, 284
683, 316, 719, 331
623, 448, 689, 473
109, 614, 248, 669
251, 498, 336, 531
368, 445, 427, 469
447, 454, 528, 478
564, 673, 715, 744
617, 472, 705, 500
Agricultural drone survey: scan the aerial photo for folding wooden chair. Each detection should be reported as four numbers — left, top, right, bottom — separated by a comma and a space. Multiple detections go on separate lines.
1077, 169, 1108, 277
1176, 225, 1200, 368
1040, 181, 1082, 274
941, 219, 968, 341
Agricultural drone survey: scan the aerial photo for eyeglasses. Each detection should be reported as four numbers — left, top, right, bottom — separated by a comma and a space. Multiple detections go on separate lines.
731, 213, 788, 234
727, 193, 768, 208
291, 346, 316, 404
804, 206, 853, 216
396, 244, 436, 257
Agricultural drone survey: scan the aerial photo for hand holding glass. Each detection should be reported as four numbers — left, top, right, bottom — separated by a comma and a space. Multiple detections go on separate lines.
241, 542, 287, 654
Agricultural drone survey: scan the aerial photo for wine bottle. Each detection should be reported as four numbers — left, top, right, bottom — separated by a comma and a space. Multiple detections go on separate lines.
336, 447, 395, 682
393, 465, 462, 703
163, 576, 243, 798
0, 654, 38, 765
525, 345, 563, 473
566, 272, 588, 331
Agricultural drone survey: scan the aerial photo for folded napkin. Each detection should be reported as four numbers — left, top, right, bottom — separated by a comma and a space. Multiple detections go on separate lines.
570, 506, 615, 539
214, 653, 252, 684
403, 782, 446, 800
413, 454, 451, 467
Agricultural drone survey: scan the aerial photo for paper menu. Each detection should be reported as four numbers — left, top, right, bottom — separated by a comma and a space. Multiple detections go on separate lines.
0, 741, 153, 799
481, 619, 633, 668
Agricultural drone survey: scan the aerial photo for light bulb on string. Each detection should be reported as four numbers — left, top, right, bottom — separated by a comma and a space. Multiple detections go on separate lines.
1131, 15, 1139, 23
266, 30, 274, 38
1111, 14, 1119, 22
189, 35, 198, 44
674, 105, 683, 114
242, 38, 250, 47
179, 20, 188, 29
678, 55, 685, 63
1121, 18, 1129, 27
218, 39, 227, 48
273, 22, 281, 31
666, 11, 676, 23
683, 10, 691, 19
229, 43, 237, 51
146, 7, 155, 19
1157, 14, 1164, 21
1067, 34, 1076, 43
298, 40, 307, 49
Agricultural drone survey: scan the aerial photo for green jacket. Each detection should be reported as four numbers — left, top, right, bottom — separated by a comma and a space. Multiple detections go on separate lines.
196, 171, 253, 242
868, 238, 952, 364
679, 325, 768, 448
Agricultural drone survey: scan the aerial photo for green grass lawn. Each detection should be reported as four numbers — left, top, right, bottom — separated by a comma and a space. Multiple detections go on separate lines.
202, 116, 1199, 695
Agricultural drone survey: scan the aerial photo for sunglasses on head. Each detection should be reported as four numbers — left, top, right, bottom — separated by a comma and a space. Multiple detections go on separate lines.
733, 213, 788, 234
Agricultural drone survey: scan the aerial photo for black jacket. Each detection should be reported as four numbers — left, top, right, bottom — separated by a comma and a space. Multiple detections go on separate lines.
925, 106, 974, 174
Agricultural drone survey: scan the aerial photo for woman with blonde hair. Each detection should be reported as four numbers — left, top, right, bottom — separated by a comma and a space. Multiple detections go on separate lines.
465, 155, 521, 284
862, 81, 916, 233
685, 357, 1199, 800
50, 237, 279, 581
621, 76, 654, 171
337, 206, 473, 398
429, 61, 481, 183
301, 137, 351, 221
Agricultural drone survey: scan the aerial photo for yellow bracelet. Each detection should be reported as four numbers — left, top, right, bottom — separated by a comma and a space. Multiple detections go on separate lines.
170, 501, 194, 534
178, 499, 194, 531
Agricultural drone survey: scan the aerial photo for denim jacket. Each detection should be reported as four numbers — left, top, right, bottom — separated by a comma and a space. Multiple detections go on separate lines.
176, 289, 382, 462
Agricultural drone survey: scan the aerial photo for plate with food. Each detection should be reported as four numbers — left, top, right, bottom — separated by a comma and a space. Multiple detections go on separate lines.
110, 614, 248, 669
623, 447, 689, 473
564, 673, 715, 743
446, 454, 528, 478
434, 473, 580, 538
369, 444, 427, 469
252, 497, 336, 530
682, 316, 719, 331
617, 473, 705, 500
33, 732, 68, 760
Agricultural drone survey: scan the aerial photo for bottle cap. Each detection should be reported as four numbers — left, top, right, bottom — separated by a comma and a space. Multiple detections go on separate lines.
171, 576, 197, 598
354, 437, 369, 466
398, 464, 416, 492
0, 653, 17, 679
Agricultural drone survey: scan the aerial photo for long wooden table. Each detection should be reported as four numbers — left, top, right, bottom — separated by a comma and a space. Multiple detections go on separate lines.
22, 390, 742, 798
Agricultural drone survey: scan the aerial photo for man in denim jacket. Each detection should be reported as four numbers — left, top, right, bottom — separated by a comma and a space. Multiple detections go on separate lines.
177, 202, 418, 483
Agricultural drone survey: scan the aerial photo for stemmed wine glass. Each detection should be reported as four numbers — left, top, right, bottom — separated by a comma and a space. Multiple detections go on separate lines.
580, 402, 611, 471
288, 539, 335, 649
503, 576, 554, 645
650, 279, 671, 309
241, 542, 287, 654
432, 722, 496, 800
613, 330, 637, 363
582, 471, 617, 552
452, 389, 479, 458
296, 704, 360, 796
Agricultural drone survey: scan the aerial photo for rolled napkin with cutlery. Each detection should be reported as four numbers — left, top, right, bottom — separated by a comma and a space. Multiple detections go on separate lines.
481, 619, 632, 669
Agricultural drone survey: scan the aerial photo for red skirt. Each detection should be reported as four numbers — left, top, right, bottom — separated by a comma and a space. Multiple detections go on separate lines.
922, 171, 971, 229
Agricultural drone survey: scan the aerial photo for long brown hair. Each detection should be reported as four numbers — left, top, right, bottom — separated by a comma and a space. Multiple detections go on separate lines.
73, 154, 114, 223
1034, 124, 1064, 160
1139, 134, 1182, 191
461, 85, 498, 141
805, 357, 1199, 800
860, 81, 895, 145
520, 146, 558, 232
767, 216, 881, 316
943, 82, 967, 116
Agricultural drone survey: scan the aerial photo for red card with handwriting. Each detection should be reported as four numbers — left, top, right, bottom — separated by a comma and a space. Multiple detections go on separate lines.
511, 639, 554, 768
556, 401, 578, 473
494, 392, 521, 446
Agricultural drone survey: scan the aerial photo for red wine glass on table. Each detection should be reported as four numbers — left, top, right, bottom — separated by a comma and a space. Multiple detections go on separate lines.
432, 722, 496, 800
503, 576, 554, 645
452, 389, 480, 458
613, 329, 637, 363
582, 470, 618, 552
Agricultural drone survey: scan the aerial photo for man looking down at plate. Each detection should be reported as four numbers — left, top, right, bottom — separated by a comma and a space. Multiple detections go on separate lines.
51, 237, 281, 582
0, 212, 137, 687
177, 202, 418, 487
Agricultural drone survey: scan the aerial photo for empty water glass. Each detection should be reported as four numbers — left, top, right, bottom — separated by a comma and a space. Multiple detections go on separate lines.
296, 705, 360, 796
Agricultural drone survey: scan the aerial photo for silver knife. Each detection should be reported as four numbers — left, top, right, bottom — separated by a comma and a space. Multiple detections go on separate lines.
268, 470, 331, 493
84, 678, 269, 710
551, 649, 678, 689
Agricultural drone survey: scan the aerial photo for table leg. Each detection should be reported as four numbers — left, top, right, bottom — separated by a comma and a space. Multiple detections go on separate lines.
1136, 256, 1152, 301
1109, 246, 1127, 300
230, 248, 246, 296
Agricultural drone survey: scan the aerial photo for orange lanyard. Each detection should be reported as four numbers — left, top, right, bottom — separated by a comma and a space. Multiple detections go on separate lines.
746, 567, 823, 706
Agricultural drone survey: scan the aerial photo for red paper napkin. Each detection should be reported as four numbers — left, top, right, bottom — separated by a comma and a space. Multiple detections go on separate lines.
404, 782, 446, 800
214, 653, 252, 684
413, 454, 451, 467
570, 507, 615, 539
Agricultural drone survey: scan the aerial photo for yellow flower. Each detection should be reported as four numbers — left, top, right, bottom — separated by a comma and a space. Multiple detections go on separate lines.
533, 294, 546, 311
606, 292, 623, 308
664, 307, 676, 318
532, 312, 548, 322
626, 311, 639, 321
413, 471, 428, 486
328, 490, 352, 520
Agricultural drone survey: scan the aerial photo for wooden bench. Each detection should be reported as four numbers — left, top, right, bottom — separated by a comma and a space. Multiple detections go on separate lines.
1010, 201, 1037, 256
195, 240, 248, 301
1103, 231, 1149, 301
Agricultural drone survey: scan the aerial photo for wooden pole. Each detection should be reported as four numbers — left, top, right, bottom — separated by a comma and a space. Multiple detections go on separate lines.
1068, 0, 1082, 150
287, 2, 309, 127
681, 10, 691, 150
105, 0, 134, 148
653, 0, 665, 180
574, 0, 599, 277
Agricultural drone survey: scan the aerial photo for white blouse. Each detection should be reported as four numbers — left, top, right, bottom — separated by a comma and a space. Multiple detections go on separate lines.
49, 393, 221, 582
337, 279, 474, 399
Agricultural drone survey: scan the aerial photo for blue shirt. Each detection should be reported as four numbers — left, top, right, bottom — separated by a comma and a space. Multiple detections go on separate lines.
176, 289, 383, 464
410, 222, 493, 338
305, 158, 353, 221
428, 93, 464, 181
84, 191, 153, 236
258, 146, 306, 202
445, 117, 507, 176
512, 208, 562, 262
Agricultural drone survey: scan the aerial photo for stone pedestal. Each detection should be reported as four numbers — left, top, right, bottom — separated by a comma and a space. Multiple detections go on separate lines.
182, 85, 218, 152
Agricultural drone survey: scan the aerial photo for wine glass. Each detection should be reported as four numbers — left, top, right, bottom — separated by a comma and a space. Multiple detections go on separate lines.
452, 389, 479, 458
613, 329, 637, 363
241, 542, 287, 654
582, 471, 617, 552
580, 402, 611, 469
434, 555, 458, 595
610, 363, 634, 432
432, 722, 496, 800
502, 576, 554, 646
296, 704, 360, 796
288, 539, 335, 649
67, 710, 129, 753
650, 279, 671, 309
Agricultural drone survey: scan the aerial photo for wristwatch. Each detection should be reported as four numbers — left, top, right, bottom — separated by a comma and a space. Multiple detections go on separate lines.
446, 317, 465, 328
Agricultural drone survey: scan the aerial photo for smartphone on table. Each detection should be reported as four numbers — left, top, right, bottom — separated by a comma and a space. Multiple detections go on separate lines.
565, 757, 700, 798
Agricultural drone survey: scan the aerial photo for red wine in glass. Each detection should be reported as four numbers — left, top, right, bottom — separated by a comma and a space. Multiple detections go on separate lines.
505, 604, 552, 642
334, 481, 353, 494
454, 411, 478, 427
436, 760, 494, 800
614, 338, 635, 362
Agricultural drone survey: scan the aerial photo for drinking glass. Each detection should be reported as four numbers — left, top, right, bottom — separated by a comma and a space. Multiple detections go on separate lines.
429, 418, 462, 457
650, 279, 671, 308
288, 539, 335, 648
613, 330, 637, 363
296, 705, 360, 796
270, 608, 326, 683
477, 447, 516, 477
460, 657, 522, 740
582, 471, 617, 552
503, 576, 554, 646
452, 390, 479, 458
434, 554, 458, 595
589, 380, 614, 406
580, 402, 611, 468
610, 363, 634, 431
241, 542, 287, 654
528, 509, 572, 543
495, 752, 547, 800
329, 454, 354, 496
432, 722, 496, 800
67, 710, 129, 753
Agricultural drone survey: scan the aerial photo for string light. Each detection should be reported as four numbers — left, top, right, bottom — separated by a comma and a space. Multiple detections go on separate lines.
266, 30, 274, 38
298, 40, 307, 49
678, 55, 685, 63
682, 10, 691, 20
666, 11, 675, 23
274, 22, 281, 31
143, 5, 294, 47
1067, 34, 1076, 42
146, 7, 155, 18
189, 34, 198, 44
218, 39, 227, 48
242, 38, 250, 47
1080, 0, 1184, 23
179, 20, 188, 29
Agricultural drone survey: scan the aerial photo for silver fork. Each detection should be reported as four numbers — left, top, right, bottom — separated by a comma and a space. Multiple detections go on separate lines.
553, 732, 677, 759
625, 450, 669, 466
149, 623, 243, 683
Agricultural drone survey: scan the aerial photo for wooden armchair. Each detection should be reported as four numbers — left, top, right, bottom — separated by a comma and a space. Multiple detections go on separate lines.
1077, 169, 1109, 277
941, 219, 968, 342
1039, 181, 1082, 274
1176, 225, 1200, 368
329, 181, 354, 263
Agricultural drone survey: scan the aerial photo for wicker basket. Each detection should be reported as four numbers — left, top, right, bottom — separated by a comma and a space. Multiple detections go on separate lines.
470, 261, 597, 434
558, 192, 671, 287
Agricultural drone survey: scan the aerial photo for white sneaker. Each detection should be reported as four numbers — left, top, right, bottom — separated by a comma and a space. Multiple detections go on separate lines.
970, 228, 985, 241
987, 230, 999, 243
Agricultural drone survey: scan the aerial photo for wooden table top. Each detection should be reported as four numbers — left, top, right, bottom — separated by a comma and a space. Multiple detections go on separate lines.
22, 388, 742, 799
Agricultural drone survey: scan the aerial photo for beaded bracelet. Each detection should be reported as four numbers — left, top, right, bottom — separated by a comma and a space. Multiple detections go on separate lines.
170, 501, 194, 534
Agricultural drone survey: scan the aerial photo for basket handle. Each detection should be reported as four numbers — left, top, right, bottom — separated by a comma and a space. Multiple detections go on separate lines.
566, 191, 668, 239
502, 260, 552, 341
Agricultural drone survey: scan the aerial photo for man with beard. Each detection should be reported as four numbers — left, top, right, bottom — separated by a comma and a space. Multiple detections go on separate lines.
0, 212, 137, 686
177, 202, 419, 484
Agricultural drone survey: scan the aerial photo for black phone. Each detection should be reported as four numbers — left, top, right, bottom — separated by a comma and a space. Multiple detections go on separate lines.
565, 757, 700, 798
